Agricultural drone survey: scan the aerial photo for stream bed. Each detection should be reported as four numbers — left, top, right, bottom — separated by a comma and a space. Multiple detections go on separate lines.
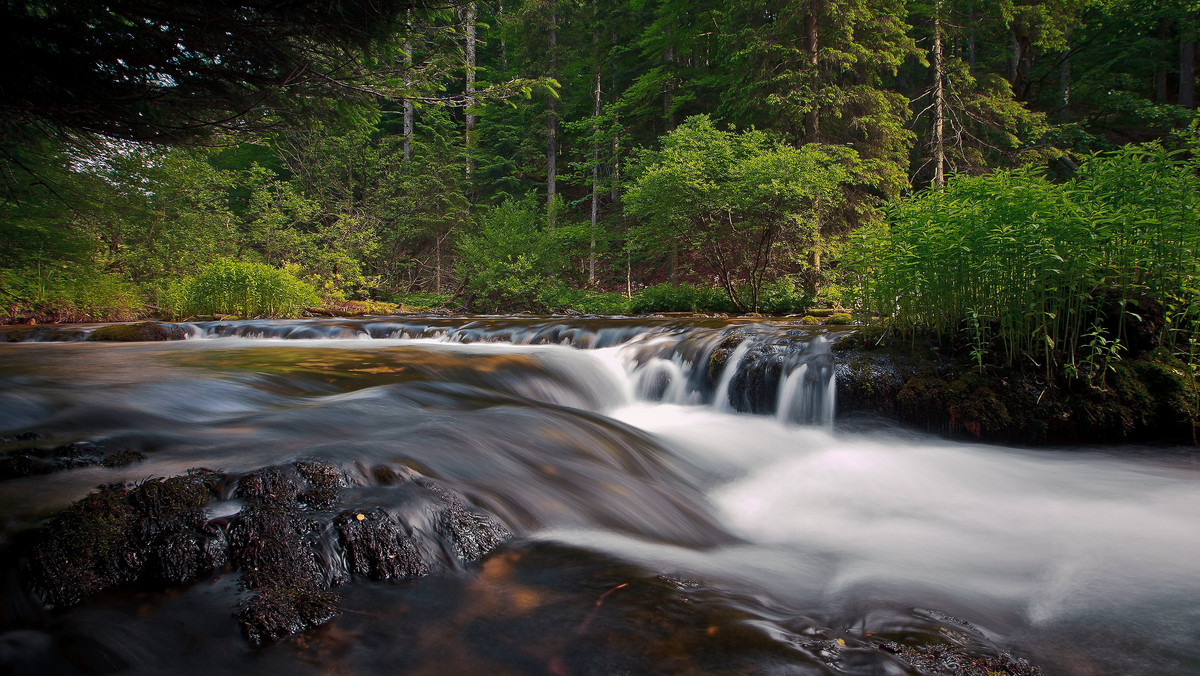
0, 317, 1197, 675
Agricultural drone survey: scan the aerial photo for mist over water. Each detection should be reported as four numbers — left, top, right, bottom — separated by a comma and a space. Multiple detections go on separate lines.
1, 317, 1197, 675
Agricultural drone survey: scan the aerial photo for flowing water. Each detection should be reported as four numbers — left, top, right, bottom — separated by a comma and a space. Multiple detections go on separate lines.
0, 317, 1197, 675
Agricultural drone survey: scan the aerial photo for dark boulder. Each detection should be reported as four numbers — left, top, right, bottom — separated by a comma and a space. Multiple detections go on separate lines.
335, 508, 427, 581
26, 469, 224, 607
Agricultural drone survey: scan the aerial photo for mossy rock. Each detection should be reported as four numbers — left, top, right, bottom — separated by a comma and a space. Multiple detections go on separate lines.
826, 312, 853, 326
707, 334, 746, 382
237, 586, 341, 646
88, 322, 185, 342
27, 469, 223, 607
798, 316, 822, 325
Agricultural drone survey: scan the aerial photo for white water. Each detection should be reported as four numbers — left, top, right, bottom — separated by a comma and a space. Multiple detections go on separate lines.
546, 402, 1200, 673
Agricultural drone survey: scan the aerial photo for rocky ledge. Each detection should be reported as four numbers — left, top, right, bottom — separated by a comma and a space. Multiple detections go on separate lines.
834, 330, 1197, 446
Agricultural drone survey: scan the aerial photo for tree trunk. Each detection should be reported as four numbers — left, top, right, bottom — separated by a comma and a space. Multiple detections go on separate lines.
932, 0, 946, 190
967, 5, 977, 69
805, 4, 820, 141
1181, 36, 1196, 109
1156, 18, 1169, 103
547, 0, 558, 226
1058, 47, 1071, 119
403, 12, 413, 161
589, 0, 601, 286
464, 3, 477, 178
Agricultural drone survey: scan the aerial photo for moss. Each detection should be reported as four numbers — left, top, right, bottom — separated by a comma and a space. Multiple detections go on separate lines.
294, 460, 346, 509
101, 449, 147, 467
946, 373, 1011, 435
335, 508, 427, 581
827, 312, 853, 326
237, 586, 341, 646
87, 322, 185, 342
27, 470, 223, 607
707, 334, 745, 382
1132, 349, 1198, 427
798, 316, 822, 325
4, 326, 39, 342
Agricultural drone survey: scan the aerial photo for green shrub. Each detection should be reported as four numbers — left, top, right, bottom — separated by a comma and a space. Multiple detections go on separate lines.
394, 292, 451, 310
1, 267, 144, 322
843, 141, 1200, 373
629, 284, 739, 314
569, 291, 631, 315
456, 198, 568, 312
629, 284, 699, 313
164, 259, 318, 319
757, 277, 812, 314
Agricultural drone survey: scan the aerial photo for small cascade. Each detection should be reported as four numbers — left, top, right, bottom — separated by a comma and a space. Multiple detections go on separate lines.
711, 341, 753, 412
5, 316, 839, 426
615, 326, 836, 426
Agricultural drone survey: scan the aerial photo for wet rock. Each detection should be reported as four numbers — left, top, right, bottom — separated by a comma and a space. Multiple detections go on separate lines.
294, 460, 347, 509
878, 639, 1041, 675
835, 334, 1198, 445
100, 449, 147, 468
228, 502, 321, 591
421, 479, 512, 563
0, 440, 148, 480
237, 586, 340, 646
335, 508, 427, 580
26, 469, 224, 607
86, 322, 186, 342
235, 466, 301, 503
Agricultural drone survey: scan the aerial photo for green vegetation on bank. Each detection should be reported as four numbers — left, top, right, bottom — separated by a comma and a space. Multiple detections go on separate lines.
163, 260, 319, 320
843, 138, 1200, 383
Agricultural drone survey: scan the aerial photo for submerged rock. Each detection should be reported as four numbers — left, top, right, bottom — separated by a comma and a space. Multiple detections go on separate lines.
86, 322, 186, 342
237, 586, 341, 646
0, 439, 147, 480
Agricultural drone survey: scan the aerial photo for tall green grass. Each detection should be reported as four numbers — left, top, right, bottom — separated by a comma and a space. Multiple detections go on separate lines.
164, 259, 319, 319
1, 267, 144, 322
844, 142, 1200, 378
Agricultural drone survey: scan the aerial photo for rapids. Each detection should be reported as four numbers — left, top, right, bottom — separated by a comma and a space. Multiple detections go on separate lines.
0, 317, 1197, 675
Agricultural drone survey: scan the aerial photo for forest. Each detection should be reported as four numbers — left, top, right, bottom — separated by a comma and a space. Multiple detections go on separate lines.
2, 0, 1198, 367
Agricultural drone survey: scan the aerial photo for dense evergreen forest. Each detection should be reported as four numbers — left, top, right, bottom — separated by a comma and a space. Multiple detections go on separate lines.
2, 1, 1198, 357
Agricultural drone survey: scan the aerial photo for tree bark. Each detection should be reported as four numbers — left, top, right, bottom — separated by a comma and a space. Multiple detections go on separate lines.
1058, 47, 1071, 119
805, 3, 820, 141
1156, 18, 1169, 103
402, 11, 413, 161
547, 0, 558, 226
589, 0, 601, 286
932, 0, 946, 189
1181, 36, 1196, 109
464, 3, 477, 178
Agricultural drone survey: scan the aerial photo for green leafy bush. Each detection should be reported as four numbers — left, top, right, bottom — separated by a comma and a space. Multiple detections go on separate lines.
629, 284, 737, 314
843, 141, 1200, 375
456, 198, 569, 312
561, 291, 631, 315
757, 277, 812, 314
394, 292, 451, 310
164, 259, 319, 319
1, 267, 144, 322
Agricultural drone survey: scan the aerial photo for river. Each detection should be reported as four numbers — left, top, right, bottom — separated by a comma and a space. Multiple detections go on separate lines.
0, 317, 1197, 675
